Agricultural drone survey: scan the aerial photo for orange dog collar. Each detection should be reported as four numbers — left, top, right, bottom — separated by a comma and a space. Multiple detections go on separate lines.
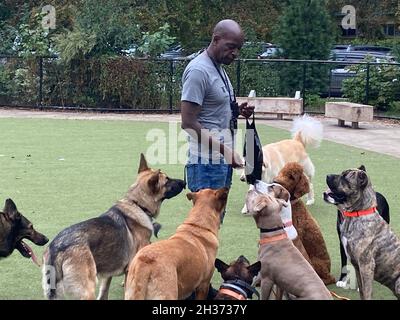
343, 207, 377, 217
218, 288, 246, 300
259, 233, 288, 245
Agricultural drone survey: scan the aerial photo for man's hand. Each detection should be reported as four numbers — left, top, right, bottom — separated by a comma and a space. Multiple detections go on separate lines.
224, 147, 244, 169
239, 102, 255, 118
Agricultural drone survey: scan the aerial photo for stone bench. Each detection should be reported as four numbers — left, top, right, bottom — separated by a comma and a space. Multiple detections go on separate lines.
236, 96, 303, 120
325, 102, 374, 129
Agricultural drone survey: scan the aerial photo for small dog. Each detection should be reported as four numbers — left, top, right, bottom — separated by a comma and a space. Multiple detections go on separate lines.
326, 167, 400, 299
214, 255, 261, 300
245, 185, 332, 300
0, 198, 48, 264
124, 188, 228, 300
241, 114, 323, 213
42, 154, 185, 300
274, 162, 336, 285
323, 165, 390, 288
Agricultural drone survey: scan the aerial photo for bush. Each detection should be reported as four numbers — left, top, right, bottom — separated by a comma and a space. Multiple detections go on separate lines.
342, 61, 400, 111
388, 101, 400, 114
305, 93, 326, 112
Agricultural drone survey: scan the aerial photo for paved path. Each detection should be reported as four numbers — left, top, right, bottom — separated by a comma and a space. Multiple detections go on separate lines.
1, 108, 399, 158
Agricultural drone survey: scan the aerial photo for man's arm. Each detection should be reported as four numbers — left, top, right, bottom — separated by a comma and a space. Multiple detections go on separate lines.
181, 101, 243, 168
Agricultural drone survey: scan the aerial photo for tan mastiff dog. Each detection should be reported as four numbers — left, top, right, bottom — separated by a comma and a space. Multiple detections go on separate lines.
124, 188, 228, 300
326, 168, 400, 299
245, 186, 332, 300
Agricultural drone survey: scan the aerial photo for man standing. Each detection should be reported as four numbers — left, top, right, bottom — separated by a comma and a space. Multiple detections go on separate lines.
181, 19, 254, 202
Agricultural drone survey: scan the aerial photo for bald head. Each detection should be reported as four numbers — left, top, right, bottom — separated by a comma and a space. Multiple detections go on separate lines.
208, 19, 245, 65
213, 19, 244, 39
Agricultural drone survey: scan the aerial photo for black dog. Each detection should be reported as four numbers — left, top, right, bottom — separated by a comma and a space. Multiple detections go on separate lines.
0, 198, 49, 265
323, 165, 390, 286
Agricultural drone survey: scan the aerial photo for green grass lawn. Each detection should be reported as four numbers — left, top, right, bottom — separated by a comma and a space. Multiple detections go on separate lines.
0, 117, 399, 300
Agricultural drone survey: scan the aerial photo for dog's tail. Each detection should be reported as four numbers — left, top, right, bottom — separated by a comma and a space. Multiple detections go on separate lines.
42, 246, 61, 300
124, 259, 151, 300
291, 114, 323, 148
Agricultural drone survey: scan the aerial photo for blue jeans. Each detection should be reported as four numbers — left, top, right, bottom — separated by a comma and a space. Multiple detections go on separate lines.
185, 163, 233, 192
185, 163, 232, 223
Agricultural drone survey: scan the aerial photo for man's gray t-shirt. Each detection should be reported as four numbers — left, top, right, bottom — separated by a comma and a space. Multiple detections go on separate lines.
181, 51, 234, 163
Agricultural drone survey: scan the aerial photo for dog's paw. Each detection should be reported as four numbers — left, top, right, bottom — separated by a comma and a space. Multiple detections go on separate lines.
241, 204, 248, 214
306, 199, 315, 206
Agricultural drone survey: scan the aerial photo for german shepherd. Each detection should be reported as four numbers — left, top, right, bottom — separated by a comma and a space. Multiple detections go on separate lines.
124, 188, 228, 300
0, 198, 48, 264
325, 167, 400, 299
324, 165, 390, 288
42, 154, 185, 300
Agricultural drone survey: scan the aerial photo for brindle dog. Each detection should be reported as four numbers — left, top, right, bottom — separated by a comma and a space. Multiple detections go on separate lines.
326, 168, 400, 299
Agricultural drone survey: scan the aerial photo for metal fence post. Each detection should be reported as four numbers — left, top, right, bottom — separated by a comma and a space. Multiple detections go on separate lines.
302, 63, 307, 113
38, 56, 43, 109
236, 59, 241, 96
365, 62, 370, 105
169, 60, 174, 114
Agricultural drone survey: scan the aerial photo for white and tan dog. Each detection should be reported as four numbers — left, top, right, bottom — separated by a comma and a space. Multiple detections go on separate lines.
241, 114, 323, 213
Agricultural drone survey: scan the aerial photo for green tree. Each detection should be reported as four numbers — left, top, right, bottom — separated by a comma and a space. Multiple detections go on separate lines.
54, 0, 141, 60
138, 23, 176, 57
273, 0, 335, 95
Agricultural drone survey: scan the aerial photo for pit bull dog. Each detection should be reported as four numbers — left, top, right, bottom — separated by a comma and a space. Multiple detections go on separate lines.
245, 185, 332, 300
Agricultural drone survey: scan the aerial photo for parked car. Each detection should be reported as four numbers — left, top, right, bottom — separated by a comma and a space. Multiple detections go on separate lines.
258, 45, 283, 58
185, 49, 203, 60
159, 45, 185, 59
327, 50, 397, 96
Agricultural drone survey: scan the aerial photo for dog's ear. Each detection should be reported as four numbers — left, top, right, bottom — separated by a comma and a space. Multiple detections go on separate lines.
147, 170, 160, 194
293, 173, 309, 199
358, 170, 369, 189
3, 198, 20, 221
186, 192, 197, 203
253, 197, 269, 212
276, 198, 288, 208
215, 188, 229, 202
215, 258, 229, 274
247, 261, 261, 277
271, 185, 290, 202
138, 153, 149, 173
358, 165, 366, 172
